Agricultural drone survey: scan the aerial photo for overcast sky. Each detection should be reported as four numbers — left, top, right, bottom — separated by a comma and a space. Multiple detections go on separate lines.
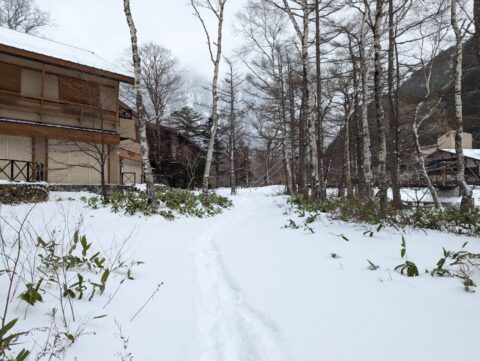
36, 0, 248, 79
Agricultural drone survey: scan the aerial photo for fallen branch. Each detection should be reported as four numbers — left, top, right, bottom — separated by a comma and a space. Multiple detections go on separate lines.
129, 283, 164, 322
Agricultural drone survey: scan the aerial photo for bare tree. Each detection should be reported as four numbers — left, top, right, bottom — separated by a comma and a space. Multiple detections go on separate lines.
333, 68, 356, 198
0, 0, 49, 33
251, 110, 281, 186
314, 0, 340, 200
139, 43, 182, 174
277, 46, 295, 195
236, 0, 295, 194
123, 0, 157, 206
67, 107, 112, 203
190, 0, 228, 199
279, 0, 321, 201
411, 11, 449, 210
220, 58, 244, 195
346, 2, 375, 200
184, 153, 203, 189
387, 0, 413, 209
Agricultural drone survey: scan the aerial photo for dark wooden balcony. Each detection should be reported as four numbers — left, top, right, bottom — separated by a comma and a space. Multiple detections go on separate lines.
0, 159, 45, 182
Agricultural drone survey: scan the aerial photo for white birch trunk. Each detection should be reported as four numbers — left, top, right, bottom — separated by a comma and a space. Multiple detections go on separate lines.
344, 112, 353, 198
277, 48, 294, 194
359, 14, 373, 199
191, 0, 227, 199
373, 0, 388, 216
282, 0, 320, 200
303, 9, 320, 200
412, 104, 443, 209
229, 73, 236, 196
315, 0, 326, 200
451, 0, 474, 212
123, 0, 157, 206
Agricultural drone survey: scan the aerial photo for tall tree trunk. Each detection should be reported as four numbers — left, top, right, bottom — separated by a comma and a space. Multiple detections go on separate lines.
203, 50, 223, 195
348, 34, 364, 196
282, 0, 320, 200
451, 0, 474, 213
123, 0, 157, 206
303, 6, 321, 201
229, 72, 236, 195
265, 142, 272, 186
359, 12, 373, 199
344, 112, 353, 198
475, 0, 480, 65
387, 0, 402, 208
315, 0, 326, 201
373, 0, 388, 216
287, 57, 299, 194
298, 92, 307, 197
245, 147, 250, 187
155, 115, 162, 180
279, 54, 294, 195
192, 0, 227, 199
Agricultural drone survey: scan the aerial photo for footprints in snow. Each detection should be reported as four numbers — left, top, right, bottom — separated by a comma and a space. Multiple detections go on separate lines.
192, 200, 288, 361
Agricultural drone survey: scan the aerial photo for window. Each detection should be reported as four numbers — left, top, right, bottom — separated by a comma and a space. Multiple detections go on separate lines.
21, 69, 41, 97
0, 62, 21, 93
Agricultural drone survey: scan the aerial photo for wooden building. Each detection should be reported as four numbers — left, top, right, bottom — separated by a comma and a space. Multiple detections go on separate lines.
0, 27, 143, 185
422, 132, 480, 187
399, 131, 480, 187
146, 122, 204, 187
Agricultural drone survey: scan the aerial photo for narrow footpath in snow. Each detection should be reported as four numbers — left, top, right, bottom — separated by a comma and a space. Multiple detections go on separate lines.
191, 193, 289, 361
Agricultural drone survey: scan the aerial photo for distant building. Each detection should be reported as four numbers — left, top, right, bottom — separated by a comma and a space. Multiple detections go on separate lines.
421, 131, 480, 187
146, 122, 204, 188
0, 27, 142, 185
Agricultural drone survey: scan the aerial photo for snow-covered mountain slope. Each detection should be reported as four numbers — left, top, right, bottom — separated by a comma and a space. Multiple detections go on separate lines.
1, 187, 479, 361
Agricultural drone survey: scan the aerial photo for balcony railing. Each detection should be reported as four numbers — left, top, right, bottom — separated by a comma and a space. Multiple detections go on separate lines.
121, 172, 137, 185
0, 159, 45, 182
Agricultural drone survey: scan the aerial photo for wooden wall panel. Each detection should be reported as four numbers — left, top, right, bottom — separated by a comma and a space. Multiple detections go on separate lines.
121, 158, 142, 185
48, 140, 102, 184
59, 77, 99, 105
0, 134, 32, 161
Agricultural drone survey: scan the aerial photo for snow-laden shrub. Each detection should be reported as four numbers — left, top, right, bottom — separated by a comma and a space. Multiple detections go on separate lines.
83, 188, 232, 219
287, 195, 480, 237
404, 207, 480, 236
0, 182, 49, 205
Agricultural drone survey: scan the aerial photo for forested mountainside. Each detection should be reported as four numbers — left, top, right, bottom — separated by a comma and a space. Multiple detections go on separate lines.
325, 36, 480, 185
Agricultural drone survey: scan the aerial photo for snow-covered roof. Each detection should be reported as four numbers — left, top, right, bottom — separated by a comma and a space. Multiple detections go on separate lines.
0, 27, 132, 82
441, 149, 480, 161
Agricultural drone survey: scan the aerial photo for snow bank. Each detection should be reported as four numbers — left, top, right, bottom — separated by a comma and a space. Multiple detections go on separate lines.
0, 186, 478, 361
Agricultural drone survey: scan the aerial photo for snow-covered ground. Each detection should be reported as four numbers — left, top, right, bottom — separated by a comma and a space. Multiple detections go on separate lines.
1, 187, 479, 361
